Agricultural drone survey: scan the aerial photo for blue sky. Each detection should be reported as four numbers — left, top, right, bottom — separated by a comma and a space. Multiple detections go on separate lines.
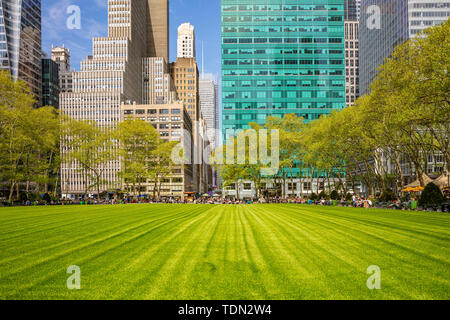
42, 0, 221, 77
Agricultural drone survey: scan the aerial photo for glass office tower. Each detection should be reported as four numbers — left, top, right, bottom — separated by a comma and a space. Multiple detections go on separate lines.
0, 0, 42, 103
359, 0, 409, 95
41, 58, 59, 108
221, 0, 346, 140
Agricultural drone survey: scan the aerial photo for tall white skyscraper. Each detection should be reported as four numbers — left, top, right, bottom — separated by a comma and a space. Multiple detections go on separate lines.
177, 23, 196, 58
199, 75, 218, 150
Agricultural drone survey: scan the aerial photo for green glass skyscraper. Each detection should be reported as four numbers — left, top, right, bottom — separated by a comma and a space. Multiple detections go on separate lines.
222, 0, 346, 140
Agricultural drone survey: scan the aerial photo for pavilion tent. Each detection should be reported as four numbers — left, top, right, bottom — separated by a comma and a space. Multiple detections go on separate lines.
432, 171, 450, 189
404, 173, 433, 189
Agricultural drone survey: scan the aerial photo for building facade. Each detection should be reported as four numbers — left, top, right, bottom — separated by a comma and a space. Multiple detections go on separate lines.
359, 0, 409, 94
345, 0, 361, 20
142, 57, 177, 104
41, 58, 59, 108
120, 102, 195, 198
177, 22, 195, 58
147, 0, 169, 62
51, 45, 72, 93
344, 20, 359, 106
0, 0, 42, 103
170, 57, 200, 121
408, 0, 450, 38
221, 0, 346, 142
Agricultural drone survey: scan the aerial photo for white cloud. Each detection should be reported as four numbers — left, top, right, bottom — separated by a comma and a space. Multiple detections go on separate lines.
93, 0, 107, 8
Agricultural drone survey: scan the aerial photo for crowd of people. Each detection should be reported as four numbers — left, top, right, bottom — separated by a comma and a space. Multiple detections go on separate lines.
3, 193, 448, 213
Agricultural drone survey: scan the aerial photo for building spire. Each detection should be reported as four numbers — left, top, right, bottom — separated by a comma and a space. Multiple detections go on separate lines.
201, 41, 204, 79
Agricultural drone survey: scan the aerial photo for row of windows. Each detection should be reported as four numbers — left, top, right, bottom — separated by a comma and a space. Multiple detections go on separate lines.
222, 113, 327, 125
123, 108, 181, 115
412, 3, 450, 9
223, 69, 344, 76
222, 102, 345, 110
223, 48, 343, 55
223, 79, 344, 87
223, 26, 343, 33
222, 15, 343, 22
223, 91, 344, 99
223, 59, 343, 65
223, 37, 343, 44
411, 11, 450, 17
222, 4, 343, 12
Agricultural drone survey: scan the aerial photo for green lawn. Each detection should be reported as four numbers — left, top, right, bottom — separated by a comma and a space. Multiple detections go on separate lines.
0, 204, 448, 300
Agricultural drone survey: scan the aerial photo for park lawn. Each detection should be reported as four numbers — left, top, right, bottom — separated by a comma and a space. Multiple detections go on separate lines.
0, 204, 448, 300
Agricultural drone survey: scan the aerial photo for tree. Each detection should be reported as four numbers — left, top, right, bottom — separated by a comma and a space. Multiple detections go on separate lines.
148, 140, 178, 200
213, 138, 247, 200
0, 71, 60, 201
115, 119, 159, 198
265, 114, 305, 199
368, 20, 450, 185
63, 119, 112, 199
419, 183, 444, 207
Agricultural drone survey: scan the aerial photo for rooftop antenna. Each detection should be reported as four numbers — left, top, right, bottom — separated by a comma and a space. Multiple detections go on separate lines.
201, 41, 204, 79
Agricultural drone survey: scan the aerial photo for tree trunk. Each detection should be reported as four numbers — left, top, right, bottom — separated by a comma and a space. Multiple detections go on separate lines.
8, 181, 15, 202
54, 175, 59, 199
290, 167, 294, 198
97, 174, 101, 201
394, 150, 404, 191
326, 172, 331, 193
415, 162, 425, 187
153, 178, 157, 200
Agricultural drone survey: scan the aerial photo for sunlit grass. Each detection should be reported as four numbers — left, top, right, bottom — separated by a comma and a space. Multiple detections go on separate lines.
0, 204, 448, 299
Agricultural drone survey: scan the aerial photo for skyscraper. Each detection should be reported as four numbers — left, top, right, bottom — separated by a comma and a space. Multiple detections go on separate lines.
221, 1, 346, 141
177, 23, 196, 58
51, 45, 72, 93
359, 0, 449, 94
344, 21, 359, 107
199, 76, 218, 149
41, 58, 59, 108
147, 0, 169, 62
169, 58, 200, 120
0, 0, 42, 103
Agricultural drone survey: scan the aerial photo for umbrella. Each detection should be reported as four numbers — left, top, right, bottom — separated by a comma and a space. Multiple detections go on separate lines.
402, 186, 423, 192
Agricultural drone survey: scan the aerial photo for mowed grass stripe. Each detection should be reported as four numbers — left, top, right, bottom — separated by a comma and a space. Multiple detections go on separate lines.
283, 205, 450, 267
0, 205, 213, 298
272, 205, 450, 299
0, 204, 448, 299
0, 205, 206, 269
